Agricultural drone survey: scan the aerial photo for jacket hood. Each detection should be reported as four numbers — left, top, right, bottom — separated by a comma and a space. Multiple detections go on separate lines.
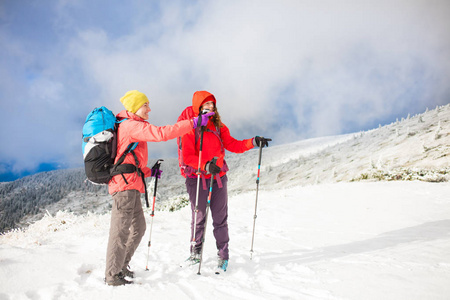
192, 91, 216, 116
116, 110, 144, 121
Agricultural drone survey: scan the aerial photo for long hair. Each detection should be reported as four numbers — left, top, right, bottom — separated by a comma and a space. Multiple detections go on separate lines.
201, 103, 223, 128
211, 106, 223, 128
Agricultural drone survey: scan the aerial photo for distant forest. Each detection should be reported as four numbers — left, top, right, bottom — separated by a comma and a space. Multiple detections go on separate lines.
0, 169, 106, 233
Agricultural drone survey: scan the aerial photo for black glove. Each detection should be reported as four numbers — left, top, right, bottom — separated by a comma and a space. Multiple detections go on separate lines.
253, 136, 272, 148
205, 160, 221, 175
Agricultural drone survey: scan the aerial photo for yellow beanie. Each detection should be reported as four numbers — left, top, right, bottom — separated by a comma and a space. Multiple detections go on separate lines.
120, 90, 149, 113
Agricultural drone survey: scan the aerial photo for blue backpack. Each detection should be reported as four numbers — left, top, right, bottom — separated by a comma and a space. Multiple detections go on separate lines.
82, 106, 137, 184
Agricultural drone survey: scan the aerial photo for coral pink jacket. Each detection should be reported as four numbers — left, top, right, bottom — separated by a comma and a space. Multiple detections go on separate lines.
109, 110, 193, 195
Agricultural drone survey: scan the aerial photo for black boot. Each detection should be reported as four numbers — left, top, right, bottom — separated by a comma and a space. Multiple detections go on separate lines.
106, 272, 133, 286
122, 267, 134, 278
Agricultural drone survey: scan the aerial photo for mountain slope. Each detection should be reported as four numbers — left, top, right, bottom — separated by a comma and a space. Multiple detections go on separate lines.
1, 104, 449, 232
0, 105, 449, 299
258, 104, 449, 188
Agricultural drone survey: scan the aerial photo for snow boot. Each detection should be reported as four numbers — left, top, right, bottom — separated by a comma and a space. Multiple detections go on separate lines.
106, 272, 133, 286
181, 252, 201, 267
188, 252, 201, 265
215, 258, 228, 274
122, 266, 134, 278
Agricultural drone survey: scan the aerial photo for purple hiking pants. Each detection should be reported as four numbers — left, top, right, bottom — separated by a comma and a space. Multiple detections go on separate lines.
186, 175, 229, 260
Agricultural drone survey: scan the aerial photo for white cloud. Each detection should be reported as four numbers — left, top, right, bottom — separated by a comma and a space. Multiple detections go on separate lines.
1, 0, 449, 177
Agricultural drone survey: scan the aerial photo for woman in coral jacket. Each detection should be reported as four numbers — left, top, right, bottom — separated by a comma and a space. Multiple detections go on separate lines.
181, 90, 270, 273
105, 90, 212, 286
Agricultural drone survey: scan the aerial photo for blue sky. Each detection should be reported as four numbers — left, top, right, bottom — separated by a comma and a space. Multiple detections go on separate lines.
1, 0, 449, 182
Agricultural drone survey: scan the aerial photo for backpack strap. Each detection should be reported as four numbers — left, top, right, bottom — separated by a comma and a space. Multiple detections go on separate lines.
110, 119, 150, 207
110, 145, 149, 208
110, 142, 139, 181
195, 126, 229, 178
179, 125, 228, 185
114, 142, 138, 166
194, 126, 224, 154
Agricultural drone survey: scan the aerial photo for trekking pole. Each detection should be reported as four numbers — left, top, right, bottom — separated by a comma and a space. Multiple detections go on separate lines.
250, 138, 267, 260
145, 159, 163, 271
197, 157, 218, 275
191, 110, 207, 255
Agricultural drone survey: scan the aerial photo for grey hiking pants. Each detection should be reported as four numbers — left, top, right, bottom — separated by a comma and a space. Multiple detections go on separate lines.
105, 189, 146, 282
186, 175, 229, 260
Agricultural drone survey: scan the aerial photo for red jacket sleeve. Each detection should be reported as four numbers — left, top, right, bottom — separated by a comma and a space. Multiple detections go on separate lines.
220, 124, 254, 153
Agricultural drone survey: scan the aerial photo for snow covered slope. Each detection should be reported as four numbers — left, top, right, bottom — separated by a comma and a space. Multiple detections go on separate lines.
1, 181, 449, 299
229, 104, 449, 190
0, 105, 449, 299
12, 104, 450, 224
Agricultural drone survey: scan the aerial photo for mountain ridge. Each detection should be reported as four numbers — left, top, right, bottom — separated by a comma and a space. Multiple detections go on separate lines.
1, 104, 448, 232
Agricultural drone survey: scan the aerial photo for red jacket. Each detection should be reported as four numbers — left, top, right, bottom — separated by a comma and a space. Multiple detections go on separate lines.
181, 91, 254, 179
109, 110, 193, 194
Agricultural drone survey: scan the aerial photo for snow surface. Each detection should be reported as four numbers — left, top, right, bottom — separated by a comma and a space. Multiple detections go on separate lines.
1, 105, 449, 299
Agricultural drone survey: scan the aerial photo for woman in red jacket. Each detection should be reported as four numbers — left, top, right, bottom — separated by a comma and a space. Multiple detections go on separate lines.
181, 91, 270, 273
105, 90, 212, 286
